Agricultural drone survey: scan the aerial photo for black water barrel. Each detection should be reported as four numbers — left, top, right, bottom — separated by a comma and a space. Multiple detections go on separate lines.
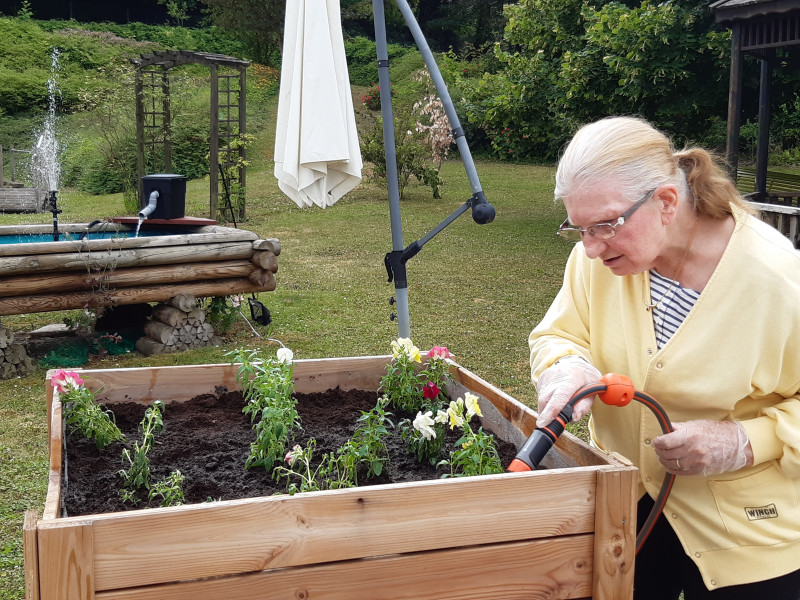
140, 174, 187, 220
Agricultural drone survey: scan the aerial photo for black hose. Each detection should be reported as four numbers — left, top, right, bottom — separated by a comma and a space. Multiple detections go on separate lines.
518, 383, 675, 555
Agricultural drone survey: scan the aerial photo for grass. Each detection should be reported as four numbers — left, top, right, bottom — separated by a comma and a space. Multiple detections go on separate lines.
0, 118, 574, 599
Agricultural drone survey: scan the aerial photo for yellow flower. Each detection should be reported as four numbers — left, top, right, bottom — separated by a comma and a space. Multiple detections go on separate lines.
464, 392, 482, 418
446, 399, 465, 429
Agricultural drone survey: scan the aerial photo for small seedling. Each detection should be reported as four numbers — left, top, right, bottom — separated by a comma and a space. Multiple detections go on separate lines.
118, 400, 164, 504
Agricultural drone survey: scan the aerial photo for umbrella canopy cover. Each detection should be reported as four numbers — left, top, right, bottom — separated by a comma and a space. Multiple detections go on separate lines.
274, 0, 363, 209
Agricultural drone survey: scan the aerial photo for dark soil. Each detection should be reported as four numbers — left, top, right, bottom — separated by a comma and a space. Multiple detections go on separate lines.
62, 387, 518, 517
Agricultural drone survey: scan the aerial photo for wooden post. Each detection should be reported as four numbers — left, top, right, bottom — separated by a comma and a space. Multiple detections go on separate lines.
162, 67, 172, 174
755, 51, 773, 200
238, 65, 247, 221
726, 22, 744, 181
592, 462, 637, 600
135, 66, 145, 202
210, 64, 219, 220
23, 511, 41, 600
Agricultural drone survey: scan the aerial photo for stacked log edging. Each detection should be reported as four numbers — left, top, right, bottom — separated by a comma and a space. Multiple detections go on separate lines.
0, 223, 281, 317
135, 294, 223, 356
0, 322, 35, 378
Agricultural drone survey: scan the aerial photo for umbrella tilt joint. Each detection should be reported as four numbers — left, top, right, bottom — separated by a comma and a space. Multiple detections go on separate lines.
384, 190, 495, 289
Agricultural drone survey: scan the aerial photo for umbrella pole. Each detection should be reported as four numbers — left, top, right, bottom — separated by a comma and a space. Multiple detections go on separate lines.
373, 0, 411, 338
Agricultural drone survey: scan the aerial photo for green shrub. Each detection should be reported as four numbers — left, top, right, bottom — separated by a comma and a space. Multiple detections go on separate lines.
344, 36, 414, 86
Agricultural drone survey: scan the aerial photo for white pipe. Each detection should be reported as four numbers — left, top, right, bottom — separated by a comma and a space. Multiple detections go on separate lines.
139, 190, 159, 219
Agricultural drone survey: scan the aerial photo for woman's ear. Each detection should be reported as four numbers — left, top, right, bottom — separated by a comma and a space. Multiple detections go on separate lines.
656, 186, 680, 225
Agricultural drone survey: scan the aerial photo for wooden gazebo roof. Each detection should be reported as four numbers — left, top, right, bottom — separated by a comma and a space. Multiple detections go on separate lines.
711, 0, 800, 197
130, 50, 250, 70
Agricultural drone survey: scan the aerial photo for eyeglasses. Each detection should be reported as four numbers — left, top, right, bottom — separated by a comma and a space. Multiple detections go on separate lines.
556, 188, 656, 242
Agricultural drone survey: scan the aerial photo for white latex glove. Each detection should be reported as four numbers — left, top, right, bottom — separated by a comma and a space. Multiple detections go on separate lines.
652, 420, 753, 476
535, 355, 602, 427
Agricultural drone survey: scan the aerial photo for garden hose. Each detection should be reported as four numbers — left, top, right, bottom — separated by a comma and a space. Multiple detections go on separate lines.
507, 373, 675, 555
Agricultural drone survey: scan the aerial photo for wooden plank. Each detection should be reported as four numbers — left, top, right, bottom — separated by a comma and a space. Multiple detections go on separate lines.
591, 457, 637, 600
42, 395, 63, 520
0, 226, 258, 258
0, 260, 257, 297
96, 536, 594, 600
80, 468, 600, 591
69, 355, 392, 403
0, 277, 273, 316
37, 520, 95, 600
0, 241, 256, 276
23, 511, 41, 600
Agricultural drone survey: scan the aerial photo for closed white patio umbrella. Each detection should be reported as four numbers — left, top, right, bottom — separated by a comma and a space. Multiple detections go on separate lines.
274, 0, 362, 209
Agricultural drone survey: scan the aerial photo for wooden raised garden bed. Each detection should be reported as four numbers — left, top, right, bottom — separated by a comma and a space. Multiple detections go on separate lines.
24, 356, 637, 600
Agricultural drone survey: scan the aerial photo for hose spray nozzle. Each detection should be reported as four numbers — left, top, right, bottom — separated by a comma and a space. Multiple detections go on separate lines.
508, 374, 635, 472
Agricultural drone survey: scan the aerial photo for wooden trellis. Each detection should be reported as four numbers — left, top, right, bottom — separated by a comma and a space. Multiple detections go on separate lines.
131, 51, 249, 221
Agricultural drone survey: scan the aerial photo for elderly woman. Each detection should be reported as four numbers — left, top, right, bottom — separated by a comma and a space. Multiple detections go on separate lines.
529, 116, 800, 599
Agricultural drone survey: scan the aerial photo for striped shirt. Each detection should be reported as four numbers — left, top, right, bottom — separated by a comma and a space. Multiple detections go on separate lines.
649, 270, 701, 349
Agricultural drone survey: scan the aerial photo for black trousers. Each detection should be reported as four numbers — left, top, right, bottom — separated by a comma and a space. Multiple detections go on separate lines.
634, 495, 800, 600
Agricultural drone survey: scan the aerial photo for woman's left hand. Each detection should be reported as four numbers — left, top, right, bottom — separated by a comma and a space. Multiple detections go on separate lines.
652, 420, 753, 476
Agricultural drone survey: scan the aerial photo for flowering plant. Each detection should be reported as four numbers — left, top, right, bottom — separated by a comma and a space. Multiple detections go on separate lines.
231, 345, 298, 472
52, 369, 123, 450
379, 337, 424, 413
205, 295, 244, 333
437, 392, 502, 477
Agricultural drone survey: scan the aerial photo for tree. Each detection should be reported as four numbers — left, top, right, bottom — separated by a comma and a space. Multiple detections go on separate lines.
199, 0, 284, 65
457, 0, 732, 161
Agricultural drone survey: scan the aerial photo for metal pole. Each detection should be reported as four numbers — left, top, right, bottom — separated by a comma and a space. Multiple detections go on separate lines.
373, 0, 410, 338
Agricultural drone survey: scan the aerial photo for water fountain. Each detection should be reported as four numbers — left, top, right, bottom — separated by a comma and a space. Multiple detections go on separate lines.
0, 48, 281, 318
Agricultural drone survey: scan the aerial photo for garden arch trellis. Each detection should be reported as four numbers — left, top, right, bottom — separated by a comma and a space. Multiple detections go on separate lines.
131, 50, 250, 220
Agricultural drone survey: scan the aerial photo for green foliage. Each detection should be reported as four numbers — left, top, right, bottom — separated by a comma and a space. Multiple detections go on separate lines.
344, 36, 415, 87
204, 295, 243, 332
341, 400, 394, 480
458, 0, 732, 160
274, 440, 356, 494
118, 401, 165, 504
379, 338, 424, 413
200, 0, 284, 65
437, 394, 503, 477
59, 378, 124, 451
148, 470, 186, 507
233, 348, 298, 473
401, 413, 446, 465
360, 116, 443, 199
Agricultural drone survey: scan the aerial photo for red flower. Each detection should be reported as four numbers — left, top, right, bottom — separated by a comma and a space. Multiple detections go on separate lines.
423, 381, 441, 400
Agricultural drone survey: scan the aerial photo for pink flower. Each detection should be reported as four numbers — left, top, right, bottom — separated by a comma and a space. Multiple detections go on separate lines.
51, 369, 84, 394
427, 346, 451, 359
423, 381, 441, 400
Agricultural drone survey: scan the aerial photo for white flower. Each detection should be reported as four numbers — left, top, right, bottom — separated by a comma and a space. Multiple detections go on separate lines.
413, 410, 437, 440
464, 392, 483, 419
434, 409, 449, 424
276, 347, 294, 364
390, 337, 422, 363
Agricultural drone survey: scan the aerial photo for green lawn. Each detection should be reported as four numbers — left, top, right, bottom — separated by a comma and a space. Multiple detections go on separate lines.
0, 154, 572, 598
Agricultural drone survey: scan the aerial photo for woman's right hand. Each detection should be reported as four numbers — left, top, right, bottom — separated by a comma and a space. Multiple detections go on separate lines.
535, 356, 602, 427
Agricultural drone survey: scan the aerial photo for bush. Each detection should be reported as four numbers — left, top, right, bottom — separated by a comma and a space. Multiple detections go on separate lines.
344, 36, 415, 87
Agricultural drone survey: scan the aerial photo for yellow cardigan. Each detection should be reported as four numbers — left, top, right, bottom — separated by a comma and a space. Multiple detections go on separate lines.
529, 207, 800, 589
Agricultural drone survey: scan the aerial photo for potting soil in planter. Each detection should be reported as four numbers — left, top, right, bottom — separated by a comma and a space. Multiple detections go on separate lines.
62, 387, 519, 516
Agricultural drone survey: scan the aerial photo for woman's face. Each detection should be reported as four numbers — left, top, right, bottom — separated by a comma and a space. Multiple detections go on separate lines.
563, 181, 667, 276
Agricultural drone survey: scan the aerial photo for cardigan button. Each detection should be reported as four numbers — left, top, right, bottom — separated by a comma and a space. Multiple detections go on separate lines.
656, 362, 664, 369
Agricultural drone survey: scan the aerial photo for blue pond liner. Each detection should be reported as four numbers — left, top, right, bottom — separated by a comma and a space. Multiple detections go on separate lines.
0, 230, 189, 244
